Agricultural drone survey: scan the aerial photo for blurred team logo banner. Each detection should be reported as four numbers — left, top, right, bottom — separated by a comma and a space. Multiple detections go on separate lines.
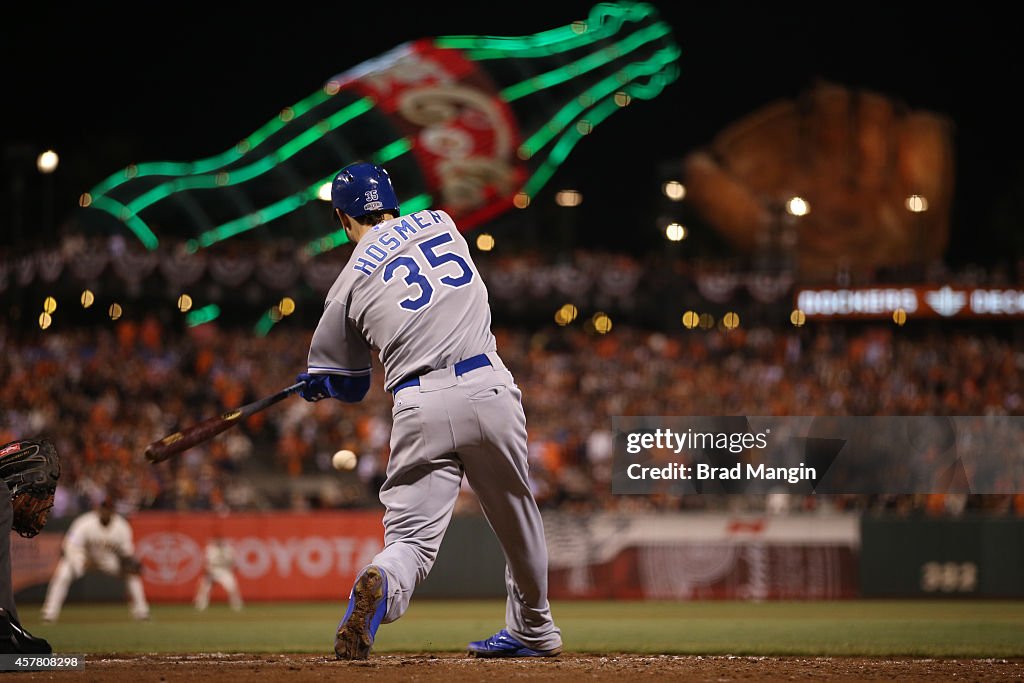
129, 511, 384, 601
544, 512, 859, 600
612, 416, 1024, 495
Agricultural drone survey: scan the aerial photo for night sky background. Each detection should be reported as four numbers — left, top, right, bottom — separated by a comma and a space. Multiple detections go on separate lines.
5, 1, 1023, 268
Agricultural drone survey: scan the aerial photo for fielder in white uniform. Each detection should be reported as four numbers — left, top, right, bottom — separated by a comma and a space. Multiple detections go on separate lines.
40, 497, 149, 622
297, 162, 562, 660
193, 537, 244, 612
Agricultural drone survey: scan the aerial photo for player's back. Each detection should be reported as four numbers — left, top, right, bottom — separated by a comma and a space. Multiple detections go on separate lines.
337, 209, 495, 390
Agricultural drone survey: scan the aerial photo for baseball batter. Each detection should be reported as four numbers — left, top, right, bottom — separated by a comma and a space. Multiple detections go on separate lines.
40, 497, 149, 623
297, 162, 562, 660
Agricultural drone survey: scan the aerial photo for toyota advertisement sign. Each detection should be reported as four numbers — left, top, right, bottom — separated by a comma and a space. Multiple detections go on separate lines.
130, 511, 385, 601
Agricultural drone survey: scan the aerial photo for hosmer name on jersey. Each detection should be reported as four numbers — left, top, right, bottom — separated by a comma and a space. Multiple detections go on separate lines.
352, 210, 446, 276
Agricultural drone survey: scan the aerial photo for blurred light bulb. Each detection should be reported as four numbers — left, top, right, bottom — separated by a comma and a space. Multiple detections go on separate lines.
662, 181, 686, 201
665, 222, 687, 241
37, 150, 59, 174
476, 233, 495, 251
555, 189, 583, 207
905, 194, 928, 212
786, 196, 810, 216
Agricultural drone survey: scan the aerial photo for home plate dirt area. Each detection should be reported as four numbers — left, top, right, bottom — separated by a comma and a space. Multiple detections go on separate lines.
5, 653, 1023, 682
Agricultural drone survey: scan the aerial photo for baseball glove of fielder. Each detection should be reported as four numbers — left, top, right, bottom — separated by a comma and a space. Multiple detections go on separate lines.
119, 555, 143, 576
0, 438, 61, 538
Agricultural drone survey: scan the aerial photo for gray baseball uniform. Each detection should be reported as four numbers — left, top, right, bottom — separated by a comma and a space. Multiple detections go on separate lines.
307, 209, 561, 652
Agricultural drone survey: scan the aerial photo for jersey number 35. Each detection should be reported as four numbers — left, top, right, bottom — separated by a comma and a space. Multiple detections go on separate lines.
382, 232, 475, 311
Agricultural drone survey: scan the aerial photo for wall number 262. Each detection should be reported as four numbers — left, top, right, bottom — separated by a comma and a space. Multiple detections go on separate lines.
920, 561, 977, 593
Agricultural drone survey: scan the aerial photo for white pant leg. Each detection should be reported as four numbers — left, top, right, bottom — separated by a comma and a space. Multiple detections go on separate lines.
195, 569, 243, 611
216, 571, 244, 611
125, 575, 149, 619
40, 559, 76, 622
371, 375, 463, 624
194, 575, 213, 610
455, 366, 562, 652
40, 550, 86, 622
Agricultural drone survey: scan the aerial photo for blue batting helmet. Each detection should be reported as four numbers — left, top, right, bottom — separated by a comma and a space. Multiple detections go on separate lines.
331, 162, 400, 218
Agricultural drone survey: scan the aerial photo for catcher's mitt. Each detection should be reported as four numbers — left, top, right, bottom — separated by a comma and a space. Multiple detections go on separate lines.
0, 438, 61, 538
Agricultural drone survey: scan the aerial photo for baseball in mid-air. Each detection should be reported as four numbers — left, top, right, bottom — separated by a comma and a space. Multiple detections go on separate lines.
332, 449, 357, 471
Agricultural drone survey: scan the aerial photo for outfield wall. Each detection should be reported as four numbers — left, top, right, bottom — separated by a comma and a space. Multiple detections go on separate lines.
542, 511, 859, 600
860, 516, 1024, 598
12, 511, 1022, 603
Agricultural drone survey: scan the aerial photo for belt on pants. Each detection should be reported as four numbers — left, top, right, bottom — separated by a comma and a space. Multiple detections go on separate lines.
391, 353, 492, 396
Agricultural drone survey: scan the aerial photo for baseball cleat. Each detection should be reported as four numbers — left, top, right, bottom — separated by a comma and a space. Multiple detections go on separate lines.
466, 629, 561, 658
334, 565, 388, 660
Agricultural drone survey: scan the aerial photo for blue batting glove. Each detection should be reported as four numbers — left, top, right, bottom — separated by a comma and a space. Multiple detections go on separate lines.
296, 373, 339, 402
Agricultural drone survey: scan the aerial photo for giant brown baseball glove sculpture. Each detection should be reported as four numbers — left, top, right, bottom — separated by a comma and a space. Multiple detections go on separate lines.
682, 80, 955, 281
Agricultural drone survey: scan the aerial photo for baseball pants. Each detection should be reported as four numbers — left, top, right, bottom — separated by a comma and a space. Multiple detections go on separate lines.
194, 568, 244, 611
366, 351, 562, 653
40, 549, 149, 621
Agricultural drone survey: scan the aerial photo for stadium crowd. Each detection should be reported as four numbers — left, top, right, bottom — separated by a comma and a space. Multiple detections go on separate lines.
3, 308, 1023, 521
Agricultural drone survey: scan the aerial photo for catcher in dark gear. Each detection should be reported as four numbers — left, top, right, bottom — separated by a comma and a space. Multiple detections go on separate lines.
1, 437, 60, 654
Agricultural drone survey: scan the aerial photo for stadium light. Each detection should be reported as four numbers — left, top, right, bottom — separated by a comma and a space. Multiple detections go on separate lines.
665, 222, 687, 241
592, 312, 613, 334
36, 150, 59, 174
785, 196, 810, 217
476, 233, 496, 251
662, 180, 686, 201
905, 194, 928, 213
555, 304, 579, 326
555, 189, 583, 207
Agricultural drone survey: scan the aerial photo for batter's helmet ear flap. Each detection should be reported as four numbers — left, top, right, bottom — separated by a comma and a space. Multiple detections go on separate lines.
331, 162, 400, 218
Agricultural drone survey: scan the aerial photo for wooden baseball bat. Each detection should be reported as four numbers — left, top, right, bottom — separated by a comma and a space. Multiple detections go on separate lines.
144, 381, 306, 463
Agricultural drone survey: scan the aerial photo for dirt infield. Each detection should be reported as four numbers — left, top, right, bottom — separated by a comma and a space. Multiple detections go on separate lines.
5, 653, 1024, 682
